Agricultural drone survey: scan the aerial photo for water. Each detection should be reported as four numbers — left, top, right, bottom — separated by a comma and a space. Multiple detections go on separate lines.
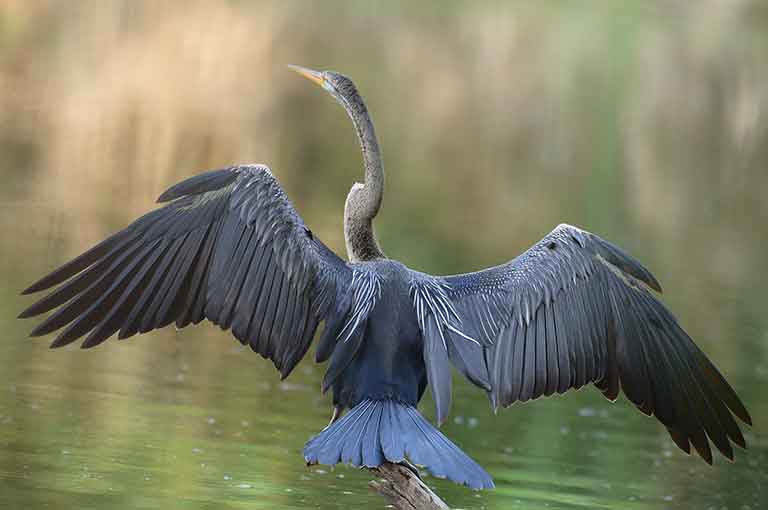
1, 262, 766, 510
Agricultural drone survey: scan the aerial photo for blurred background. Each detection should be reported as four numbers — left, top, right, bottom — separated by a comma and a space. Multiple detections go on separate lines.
1, 1, 767, 509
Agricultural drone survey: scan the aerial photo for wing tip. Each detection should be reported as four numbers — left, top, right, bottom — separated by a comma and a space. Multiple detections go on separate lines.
696, 445, 714, 466
17, 307, 36, 319
49, 336, 71, 349
732, 433, 747, 450
81, 332, 107, 349
692, 437, 713, 466
21, 280, 48, 295
156, 190, 174, 203
156, 167, 239, 203
738, 408, 753, 427
320, 378, 332, 395
646, 274, 663, 294
30, 322, 55, 338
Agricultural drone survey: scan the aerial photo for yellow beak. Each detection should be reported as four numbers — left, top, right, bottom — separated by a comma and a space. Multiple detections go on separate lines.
288, 64, 325, 87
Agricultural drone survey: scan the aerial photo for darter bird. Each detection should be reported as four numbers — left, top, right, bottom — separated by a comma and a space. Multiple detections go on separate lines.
19, 65, 752, 489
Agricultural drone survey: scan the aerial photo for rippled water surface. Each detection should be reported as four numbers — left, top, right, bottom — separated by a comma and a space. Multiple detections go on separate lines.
1, 264, 766, 510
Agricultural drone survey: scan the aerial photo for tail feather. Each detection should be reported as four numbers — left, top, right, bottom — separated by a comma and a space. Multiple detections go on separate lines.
304, 398, 494, 489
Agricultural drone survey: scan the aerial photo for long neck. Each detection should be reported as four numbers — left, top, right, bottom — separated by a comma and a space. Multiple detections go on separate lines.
344, 213, 383, 262
343, 94, 385, 262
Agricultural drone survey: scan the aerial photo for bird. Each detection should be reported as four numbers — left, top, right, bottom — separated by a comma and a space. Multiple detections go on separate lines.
19, 65, 751, 490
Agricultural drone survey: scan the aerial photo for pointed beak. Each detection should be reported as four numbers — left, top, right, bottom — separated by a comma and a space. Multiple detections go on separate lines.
288, 64, 325, 88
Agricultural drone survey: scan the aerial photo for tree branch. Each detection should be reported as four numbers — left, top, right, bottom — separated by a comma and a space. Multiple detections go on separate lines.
368, 462, 450, 510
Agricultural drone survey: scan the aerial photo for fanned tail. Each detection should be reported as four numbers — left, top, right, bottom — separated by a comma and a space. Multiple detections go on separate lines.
303, 398, 494, 489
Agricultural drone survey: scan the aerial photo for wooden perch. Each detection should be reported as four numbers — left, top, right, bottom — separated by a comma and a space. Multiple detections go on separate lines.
368, 462, 450, 510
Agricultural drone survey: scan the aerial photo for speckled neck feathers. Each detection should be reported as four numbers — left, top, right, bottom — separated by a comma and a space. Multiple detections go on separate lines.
344, 212, 383, 262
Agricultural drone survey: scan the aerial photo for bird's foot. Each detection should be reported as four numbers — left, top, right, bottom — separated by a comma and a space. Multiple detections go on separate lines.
322, 405, 343, 431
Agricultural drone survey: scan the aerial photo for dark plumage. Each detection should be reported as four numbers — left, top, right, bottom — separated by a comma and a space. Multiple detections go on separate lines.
19, 66, 751, 490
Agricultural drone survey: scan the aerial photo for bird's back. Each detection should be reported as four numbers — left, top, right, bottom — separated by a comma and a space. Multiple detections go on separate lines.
328, 260, 427, 410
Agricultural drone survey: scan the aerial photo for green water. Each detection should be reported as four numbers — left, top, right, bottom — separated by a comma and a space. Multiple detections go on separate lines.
1, 245, 766, 510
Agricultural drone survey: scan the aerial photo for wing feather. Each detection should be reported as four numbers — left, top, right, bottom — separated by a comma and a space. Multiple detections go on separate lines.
533, 304, 547, 399
543, 301, 559, 397
20, 165, 353, 380
413, 223, 750, 464
32, 240, 145, 340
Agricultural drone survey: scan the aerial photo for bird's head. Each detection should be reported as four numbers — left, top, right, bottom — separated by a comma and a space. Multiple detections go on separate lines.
288, 65, 363, 115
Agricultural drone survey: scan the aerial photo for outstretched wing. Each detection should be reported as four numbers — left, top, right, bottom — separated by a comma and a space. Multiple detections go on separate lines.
19, 164, 352, 379
411, 223, 751, 464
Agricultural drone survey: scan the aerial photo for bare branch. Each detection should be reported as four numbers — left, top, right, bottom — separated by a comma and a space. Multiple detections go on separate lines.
368, 462, 450, 510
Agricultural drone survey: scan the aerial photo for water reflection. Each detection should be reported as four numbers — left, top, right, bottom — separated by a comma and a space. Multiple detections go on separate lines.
1, 1, 767, 509
3, 277, 765, 510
